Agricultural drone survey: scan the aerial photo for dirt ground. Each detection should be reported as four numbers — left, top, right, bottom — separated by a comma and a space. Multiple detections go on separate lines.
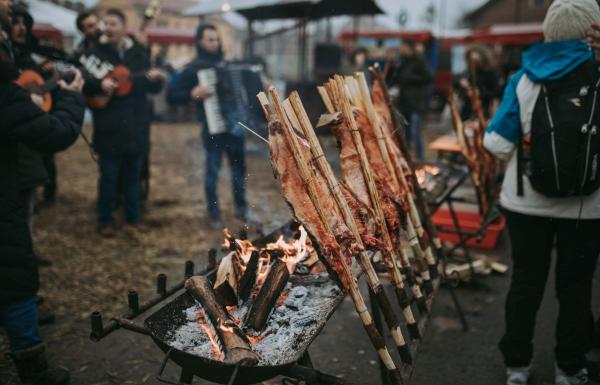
0, 121, 599, 385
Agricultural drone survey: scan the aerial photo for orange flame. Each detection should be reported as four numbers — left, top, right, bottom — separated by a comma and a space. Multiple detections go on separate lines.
246, 334, 265, 344
416, 165, 441, 186
218, 320, 236, 334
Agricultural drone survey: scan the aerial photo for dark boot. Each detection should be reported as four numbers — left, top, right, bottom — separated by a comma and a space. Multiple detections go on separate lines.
11, 343, 70, 385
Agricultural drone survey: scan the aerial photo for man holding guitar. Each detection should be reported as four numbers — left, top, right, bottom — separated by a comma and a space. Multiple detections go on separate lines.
79, 8, 163, 237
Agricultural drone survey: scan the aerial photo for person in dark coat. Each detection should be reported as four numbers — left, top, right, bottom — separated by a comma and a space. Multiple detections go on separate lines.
167, 23, 259, 229
72, 10, 100, 65
387, 40, 432, 160
79, 8, 163, 237
0, 2, 86, 382
9, 6, 61, 277
10, 7, 50, 230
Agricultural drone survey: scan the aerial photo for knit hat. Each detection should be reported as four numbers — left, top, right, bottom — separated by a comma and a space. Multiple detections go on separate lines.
543, 0, 600, 41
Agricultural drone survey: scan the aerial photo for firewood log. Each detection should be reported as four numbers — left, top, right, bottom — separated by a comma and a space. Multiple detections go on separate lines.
185, 276, 259, 366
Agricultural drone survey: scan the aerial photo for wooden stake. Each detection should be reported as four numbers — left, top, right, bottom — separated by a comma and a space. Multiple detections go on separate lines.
354, 72, 436, 289
285, 92, 416, 353
260, 88, 405, 381
369, 66, 445, 269
328, 75, 426, 325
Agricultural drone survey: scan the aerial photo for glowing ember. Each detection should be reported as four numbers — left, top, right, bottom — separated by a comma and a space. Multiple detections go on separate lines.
246, 334, 265, 344
218, 321, 235, 334
416, 165, 441, 186
196, 308, 223, 361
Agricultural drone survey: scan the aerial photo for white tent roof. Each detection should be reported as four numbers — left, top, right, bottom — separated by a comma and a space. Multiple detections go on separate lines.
26, 0, 78, 36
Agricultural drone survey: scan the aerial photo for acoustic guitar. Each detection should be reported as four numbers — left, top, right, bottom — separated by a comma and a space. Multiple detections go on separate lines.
16, 65, 76, 112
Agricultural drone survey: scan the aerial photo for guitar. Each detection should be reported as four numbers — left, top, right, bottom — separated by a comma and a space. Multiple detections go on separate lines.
84, 0, 161, 110
16, 64, 76, 112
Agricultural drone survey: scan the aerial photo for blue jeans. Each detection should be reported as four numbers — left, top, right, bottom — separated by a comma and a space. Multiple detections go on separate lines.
406, 112, 424, 160
97, 153, 143, 225
204, 134, 246, 218
0, 296, 42, 352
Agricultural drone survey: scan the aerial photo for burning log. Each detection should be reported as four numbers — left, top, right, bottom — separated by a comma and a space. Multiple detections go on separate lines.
213, 253, 238, 306
245, 258, 290, 331
285, 92, 414, 362
258, 88, 406, 385
237, 250, 260, 304
184, 276, 259, 366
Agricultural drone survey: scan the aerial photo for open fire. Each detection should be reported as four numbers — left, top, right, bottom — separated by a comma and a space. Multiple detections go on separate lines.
168, 224, 340, 366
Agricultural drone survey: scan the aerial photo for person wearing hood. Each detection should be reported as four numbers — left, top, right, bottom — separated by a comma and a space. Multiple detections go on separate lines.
167, 24, 258, 229
79, 8, 163, 237
0, 1, 87, 384
484, 1, 600, 384
10, 7, 54, 264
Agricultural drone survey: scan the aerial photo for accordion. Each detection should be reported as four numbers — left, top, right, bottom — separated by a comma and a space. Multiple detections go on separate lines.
197, 63, 265, 136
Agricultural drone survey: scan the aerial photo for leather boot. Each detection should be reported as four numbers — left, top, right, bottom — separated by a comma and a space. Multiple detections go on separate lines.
10, 343, 70, 385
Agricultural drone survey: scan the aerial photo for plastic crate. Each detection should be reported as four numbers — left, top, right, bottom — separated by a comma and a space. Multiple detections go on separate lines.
432, 208, 506, 249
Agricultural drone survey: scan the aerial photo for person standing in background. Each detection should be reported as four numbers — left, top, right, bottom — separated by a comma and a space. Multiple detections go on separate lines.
72, 10, 101, 64
167, 23, 260, 229
454, 45, 501, 120
387, 40, 432, 160
343, 46, 369, 75
79, 9, 163, 237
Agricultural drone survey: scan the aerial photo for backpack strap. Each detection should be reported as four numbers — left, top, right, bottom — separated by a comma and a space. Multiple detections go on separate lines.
516, 136, 524, 196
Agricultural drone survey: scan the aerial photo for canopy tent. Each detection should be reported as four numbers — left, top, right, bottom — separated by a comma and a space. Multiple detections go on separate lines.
183, 0, 383, 79
183, 0, 382, 19
27, 0, 78, 37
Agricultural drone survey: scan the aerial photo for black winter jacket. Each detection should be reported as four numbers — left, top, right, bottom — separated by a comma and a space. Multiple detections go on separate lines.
0, 83, 84, 304
388, 55, 432, 115
13, 45, 50, 190
80, 37, 162, 156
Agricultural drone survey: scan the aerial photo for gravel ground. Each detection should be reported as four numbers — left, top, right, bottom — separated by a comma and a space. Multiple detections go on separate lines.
1, 121, 598, 385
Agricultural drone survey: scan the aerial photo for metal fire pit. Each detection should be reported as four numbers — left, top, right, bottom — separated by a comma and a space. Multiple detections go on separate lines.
89, 223, 353, 385
144, 273, 344, 384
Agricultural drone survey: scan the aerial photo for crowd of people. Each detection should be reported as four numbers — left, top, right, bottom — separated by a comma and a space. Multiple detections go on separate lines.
0, 0, 599, 384
0, 0, 259, 383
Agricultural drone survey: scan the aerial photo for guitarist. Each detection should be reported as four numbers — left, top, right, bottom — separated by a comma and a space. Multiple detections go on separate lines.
79, 8, 163, 237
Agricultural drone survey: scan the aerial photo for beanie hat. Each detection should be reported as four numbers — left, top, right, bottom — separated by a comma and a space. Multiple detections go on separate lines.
543, 0, 600, 41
